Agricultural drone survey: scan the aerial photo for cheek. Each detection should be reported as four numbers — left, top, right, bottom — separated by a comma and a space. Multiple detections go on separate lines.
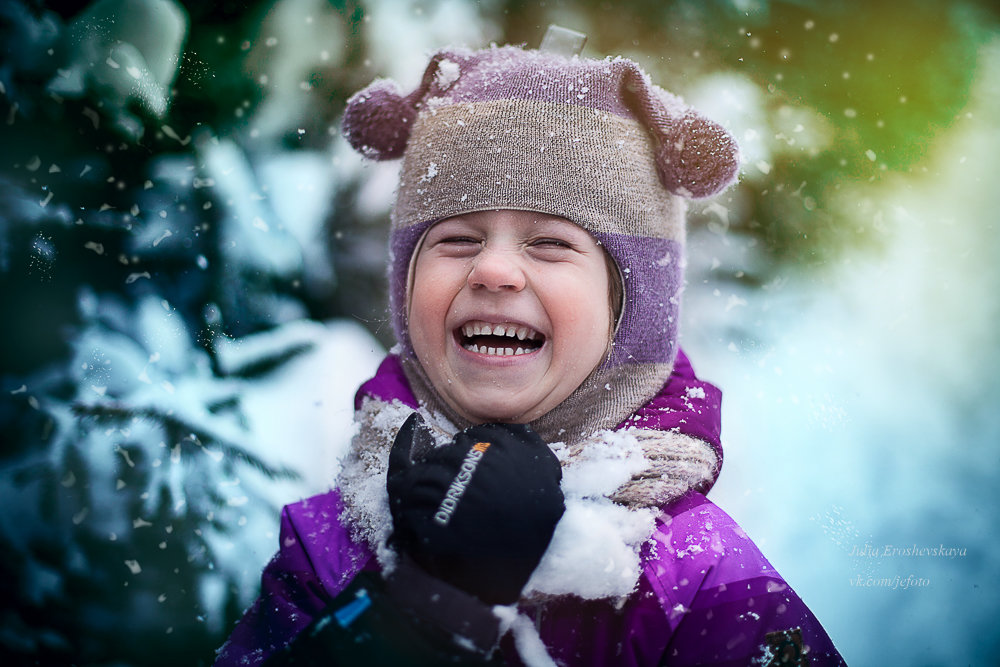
408, 263, 454, 353
550, 274, 612, 355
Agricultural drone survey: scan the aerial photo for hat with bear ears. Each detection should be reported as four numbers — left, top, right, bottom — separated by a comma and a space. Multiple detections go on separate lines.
342, 27, 740, 442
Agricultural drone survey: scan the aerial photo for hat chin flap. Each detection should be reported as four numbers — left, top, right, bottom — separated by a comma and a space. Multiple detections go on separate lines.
620, 63, 740, 199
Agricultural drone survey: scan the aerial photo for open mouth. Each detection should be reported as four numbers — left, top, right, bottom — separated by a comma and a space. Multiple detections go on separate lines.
457, 320, 545, 357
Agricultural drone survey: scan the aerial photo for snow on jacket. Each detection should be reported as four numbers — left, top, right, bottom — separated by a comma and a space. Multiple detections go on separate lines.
215, 353, 845, 666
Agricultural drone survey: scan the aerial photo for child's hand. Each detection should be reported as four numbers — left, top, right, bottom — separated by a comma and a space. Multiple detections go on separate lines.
387, 413, 565, 605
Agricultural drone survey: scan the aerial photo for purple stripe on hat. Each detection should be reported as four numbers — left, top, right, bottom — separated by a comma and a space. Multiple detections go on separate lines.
437, 48, 637, 119
389, 220, 434, 355
595, 233, 683, 366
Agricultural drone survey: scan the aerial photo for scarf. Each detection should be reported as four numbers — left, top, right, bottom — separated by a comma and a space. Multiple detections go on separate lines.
337, 354, 720, 601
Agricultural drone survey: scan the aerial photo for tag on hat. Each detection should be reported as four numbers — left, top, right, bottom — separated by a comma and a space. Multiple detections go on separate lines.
539, 24, 587, 56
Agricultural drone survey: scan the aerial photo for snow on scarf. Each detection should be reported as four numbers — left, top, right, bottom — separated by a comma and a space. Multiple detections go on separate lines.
336, 354, 720, 601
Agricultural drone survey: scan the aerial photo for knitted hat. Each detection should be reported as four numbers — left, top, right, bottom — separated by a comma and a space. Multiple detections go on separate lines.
342, 32, 740, 442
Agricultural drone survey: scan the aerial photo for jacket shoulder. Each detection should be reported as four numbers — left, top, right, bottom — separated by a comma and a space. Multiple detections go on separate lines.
644, 493, 845, 665
649, 494, 777, 587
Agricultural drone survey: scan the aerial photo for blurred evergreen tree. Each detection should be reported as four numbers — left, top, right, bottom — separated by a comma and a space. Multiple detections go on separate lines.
0, 0, 376, 663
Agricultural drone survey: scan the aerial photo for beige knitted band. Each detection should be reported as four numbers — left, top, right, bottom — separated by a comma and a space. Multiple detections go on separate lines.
393, 99, 685, 241
401, 347, 673, 446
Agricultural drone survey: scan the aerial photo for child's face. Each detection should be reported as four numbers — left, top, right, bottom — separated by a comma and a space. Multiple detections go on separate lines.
409, 210, 612, 424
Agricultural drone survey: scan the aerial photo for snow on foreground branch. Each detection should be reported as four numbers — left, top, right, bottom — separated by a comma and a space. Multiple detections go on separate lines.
1, 294, 381, 664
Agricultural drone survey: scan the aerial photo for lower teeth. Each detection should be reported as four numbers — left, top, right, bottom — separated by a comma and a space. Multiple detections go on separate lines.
465, 343, 531, 356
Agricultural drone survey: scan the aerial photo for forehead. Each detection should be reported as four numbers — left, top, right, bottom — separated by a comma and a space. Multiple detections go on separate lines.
421, 210, 597, 241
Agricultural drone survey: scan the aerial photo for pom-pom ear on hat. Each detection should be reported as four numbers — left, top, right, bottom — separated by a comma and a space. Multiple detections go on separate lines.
341, 79, 417, 160
342, 51, 467, 160
619, 62, 740, 199
655, 109, 741, 199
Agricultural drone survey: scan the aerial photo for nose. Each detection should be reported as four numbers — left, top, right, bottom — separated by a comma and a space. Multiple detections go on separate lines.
467, 247, 526, 292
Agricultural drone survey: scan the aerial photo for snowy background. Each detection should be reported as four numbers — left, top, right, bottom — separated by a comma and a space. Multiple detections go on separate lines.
1, 0, 998, 665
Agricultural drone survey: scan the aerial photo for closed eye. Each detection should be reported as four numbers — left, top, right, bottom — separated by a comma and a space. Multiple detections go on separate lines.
428, 235, 482, 258
436, 236, 482, 247
530, 237, 572, 249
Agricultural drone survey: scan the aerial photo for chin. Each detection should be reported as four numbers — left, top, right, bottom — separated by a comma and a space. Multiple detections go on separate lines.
446, 383, 561, 425
465, 410, 524, 425
459, 401, 537, 425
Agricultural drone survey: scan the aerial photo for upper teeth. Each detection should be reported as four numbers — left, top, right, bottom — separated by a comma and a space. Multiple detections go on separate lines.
461, 321, 540, 341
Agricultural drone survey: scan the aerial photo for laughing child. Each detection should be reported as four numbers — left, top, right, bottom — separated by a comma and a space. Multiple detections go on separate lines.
216, 30, 844, 667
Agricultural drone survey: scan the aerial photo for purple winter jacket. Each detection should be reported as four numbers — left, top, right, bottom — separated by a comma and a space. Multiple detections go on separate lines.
215, 353, 844, 666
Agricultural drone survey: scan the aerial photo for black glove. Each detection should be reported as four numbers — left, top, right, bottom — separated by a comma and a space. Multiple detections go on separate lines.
386, 413, 565, 606
261, 564, 504, 666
